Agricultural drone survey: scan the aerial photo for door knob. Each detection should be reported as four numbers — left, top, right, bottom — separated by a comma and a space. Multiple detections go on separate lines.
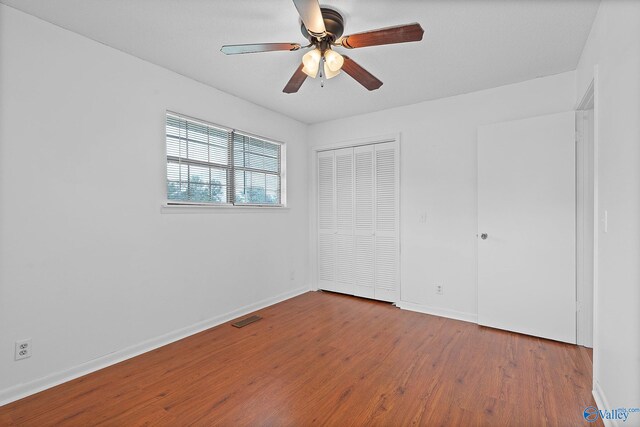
480, 233, 488, 240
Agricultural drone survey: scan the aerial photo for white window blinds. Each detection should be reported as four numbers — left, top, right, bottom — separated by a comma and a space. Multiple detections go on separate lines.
233, 133, 281, 205
166, 113, 283, 206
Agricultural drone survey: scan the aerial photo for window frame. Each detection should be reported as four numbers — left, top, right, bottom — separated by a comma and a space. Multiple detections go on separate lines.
164, 111, 286, 208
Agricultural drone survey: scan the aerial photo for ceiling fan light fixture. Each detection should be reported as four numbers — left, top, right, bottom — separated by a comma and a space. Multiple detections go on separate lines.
323, 49, 344, 72
302, 48, 322, 78
323, 61, 341, 79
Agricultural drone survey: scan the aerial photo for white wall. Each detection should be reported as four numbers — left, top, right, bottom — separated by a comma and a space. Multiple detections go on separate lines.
575, 0, 640, 411
308, 72, 576, 321
0, 5, 309, 402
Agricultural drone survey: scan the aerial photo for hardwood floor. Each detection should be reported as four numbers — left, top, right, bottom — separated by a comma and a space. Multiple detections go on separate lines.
0, 291, 600, 426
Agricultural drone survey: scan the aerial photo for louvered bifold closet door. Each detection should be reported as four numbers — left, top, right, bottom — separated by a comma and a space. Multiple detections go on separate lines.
317, 151, 336, 290
374, 142, 400, 302
333, 148, 355, 295
353, 145, 375, 299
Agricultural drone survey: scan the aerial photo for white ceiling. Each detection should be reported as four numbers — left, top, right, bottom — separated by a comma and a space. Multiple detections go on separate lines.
1, 0, 600, 124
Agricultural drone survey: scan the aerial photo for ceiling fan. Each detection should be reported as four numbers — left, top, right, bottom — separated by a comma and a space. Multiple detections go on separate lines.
220, 0, 424, 93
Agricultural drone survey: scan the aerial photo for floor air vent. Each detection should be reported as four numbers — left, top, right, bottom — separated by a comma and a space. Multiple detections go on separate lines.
231, 315, 262, 328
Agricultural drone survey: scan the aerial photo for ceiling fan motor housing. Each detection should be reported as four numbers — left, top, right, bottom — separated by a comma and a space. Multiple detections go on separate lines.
301, 7, 345, 42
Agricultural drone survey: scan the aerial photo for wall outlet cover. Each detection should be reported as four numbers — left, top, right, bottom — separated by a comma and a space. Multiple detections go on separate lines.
15, 339, 32, 360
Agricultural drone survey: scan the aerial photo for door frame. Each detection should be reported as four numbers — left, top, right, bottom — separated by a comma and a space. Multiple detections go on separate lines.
576, 80, 596, 348
309, 133, 401, 294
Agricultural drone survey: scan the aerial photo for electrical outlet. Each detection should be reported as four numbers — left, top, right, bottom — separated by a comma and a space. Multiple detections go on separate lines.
15, 339, 32, 361
435, 284, 444, 295
289, 270, 295, 281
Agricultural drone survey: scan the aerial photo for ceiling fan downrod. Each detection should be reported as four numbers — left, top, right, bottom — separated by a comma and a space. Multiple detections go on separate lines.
300, 7, 345, 45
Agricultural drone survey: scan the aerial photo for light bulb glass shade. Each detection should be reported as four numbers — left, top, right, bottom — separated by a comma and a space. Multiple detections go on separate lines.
302, 48, 321, 78
323, 62, 341, 79
323, 49, 344, 72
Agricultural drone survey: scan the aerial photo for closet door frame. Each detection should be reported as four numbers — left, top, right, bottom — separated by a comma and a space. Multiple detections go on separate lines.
310, 133, 401, 300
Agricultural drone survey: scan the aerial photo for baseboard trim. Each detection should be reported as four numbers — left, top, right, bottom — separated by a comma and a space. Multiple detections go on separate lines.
0, 285, 310, 407
593, 379, 617, 427
396, 301, 477, 324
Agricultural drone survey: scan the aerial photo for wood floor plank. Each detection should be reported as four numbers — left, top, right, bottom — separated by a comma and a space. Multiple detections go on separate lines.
0, 413, 16, 426
0, 291, 601, 426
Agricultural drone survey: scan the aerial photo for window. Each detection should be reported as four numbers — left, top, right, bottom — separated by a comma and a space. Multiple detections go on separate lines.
165, 113, 284, 206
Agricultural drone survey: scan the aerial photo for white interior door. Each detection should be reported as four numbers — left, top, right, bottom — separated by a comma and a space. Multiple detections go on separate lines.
353, 145, 375, 299
374, 143, 400, 302
317, 150, 336, 291
477, 111, 576, 344
334, 148, 355, 295
316, 141, 400, 302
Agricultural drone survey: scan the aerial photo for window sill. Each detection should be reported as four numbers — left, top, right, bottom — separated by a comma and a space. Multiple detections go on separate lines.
161, 203, 289, 214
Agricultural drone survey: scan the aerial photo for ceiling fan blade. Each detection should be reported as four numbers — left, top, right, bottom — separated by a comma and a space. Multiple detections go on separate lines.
283, 63, 308, 94
292, 0, 326, 38
221, 43, 301, 55
340, 23, 424, 49
341, 56, 383, 91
